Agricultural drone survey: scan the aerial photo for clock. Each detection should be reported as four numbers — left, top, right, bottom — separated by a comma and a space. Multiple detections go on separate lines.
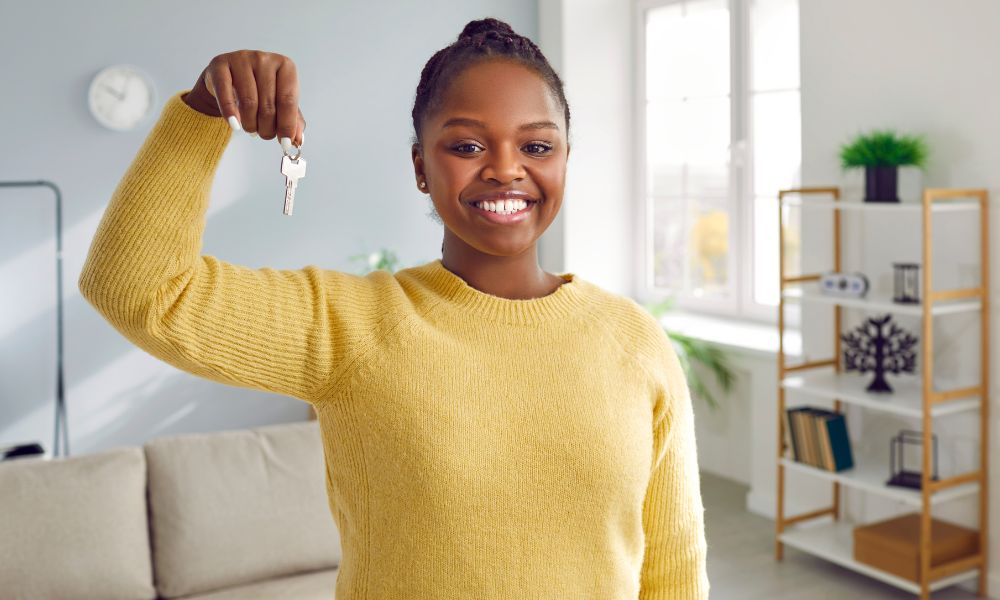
88, 64, 156, 131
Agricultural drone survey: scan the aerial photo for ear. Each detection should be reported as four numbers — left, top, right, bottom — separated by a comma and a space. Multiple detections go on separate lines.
411, 143, 427, 192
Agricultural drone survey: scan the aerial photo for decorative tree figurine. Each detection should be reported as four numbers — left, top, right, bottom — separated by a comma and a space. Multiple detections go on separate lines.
841, 314, 919, 393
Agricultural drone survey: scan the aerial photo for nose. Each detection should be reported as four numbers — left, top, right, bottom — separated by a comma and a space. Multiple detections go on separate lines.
480, 143, 526, 184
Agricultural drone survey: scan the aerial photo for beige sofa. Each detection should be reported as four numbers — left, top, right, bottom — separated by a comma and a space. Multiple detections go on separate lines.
0, 421, 342, 599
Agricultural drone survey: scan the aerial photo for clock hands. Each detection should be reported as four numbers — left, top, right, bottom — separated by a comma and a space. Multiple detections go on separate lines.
101, 83, 125, 101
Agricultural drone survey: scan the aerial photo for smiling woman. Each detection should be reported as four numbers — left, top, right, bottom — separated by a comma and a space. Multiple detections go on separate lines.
409, 18, 574, 300
77, 16, 708, 600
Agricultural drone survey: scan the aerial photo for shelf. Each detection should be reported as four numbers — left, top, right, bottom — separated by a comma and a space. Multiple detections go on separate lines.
779, 458, 979, 507
776, 186, 989, 597
780, 370, 980, 418
782, 282, 982, 316
780, 196, 981, 213
778, 520, 981, 595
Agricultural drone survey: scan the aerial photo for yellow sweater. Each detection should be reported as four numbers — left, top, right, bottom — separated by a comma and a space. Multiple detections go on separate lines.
78, 89, 710, 599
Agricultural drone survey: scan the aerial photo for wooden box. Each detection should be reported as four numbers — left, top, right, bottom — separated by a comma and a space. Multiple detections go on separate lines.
853, 513, 979, 582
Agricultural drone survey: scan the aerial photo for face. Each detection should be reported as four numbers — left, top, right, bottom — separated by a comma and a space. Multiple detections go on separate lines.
412, 58, 570, 258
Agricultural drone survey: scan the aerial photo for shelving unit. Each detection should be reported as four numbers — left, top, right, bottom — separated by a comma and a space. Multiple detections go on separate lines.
774, 187, 991, 599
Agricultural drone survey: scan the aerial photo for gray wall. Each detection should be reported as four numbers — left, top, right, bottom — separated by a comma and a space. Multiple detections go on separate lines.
0, 0, 538, 455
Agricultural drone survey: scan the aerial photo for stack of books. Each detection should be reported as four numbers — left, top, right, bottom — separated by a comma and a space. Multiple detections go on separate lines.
785, 407, 854, 472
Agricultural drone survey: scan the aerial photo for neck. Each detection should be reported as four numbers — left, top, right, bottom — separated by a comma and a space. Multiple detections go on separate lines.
440, 233, 562, 300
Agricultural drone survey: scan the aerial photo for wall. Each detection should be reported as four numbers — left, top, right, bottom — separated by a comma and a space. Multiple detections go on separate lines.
537, 0, 635, 294
0, 0, 538, 456
796, 0, 1000, 593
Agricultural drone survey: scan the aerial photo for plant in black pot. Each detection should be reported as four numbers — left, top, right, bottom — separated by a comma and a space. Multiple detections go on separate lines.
839, 129, 929, 202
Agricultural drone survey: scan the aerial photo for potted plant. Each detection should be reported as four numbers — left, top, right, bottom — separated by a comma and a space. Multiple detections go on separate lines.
349, 247, 402, 275
643, 297, 735, 411
839, 129, 928, 203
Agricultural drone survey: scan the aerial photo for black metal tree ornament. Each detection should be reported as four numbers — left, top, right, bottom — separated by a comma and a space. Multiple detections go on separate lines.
841, 313, 919, 393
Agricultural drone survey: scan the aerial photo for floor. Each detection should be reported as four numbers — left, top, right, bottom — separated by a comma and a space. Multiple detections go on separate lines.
701, 472, 984, 599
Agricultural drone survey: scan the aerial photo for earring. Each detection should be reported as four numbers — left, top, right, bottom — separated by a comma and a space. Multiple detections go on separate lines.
419, 181, 427, 189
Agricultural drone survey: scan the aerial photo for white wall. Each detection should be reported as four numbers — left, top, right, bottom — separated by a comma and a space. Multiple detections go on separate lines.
537, 0, 635, 294
0, 0, 538, 456
796, 1, 1000, 594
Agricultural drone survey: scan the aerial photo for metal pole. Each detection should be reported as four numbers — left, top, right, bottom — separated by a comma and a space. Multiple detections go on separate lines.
0, 180, 67, 457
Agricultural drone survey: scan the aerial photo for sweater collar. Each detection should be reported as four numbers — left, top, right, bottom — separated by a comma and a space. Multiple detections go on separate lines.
402, 259, 588, 325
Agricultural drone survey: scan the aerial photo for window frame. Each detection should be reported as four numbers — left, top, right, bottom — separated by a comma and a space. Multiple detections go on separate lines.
633, 0, 801, 330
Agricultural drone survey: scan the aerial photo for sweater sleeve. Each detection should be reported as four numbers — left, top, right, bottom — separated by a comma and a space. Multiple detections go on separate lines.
78, 89, 373, 404
638, 327, 710, 599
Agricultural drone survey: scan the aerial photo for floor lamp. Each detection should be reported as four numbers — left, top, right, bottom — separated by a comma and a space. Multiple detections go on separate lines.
0, 180, 68, 458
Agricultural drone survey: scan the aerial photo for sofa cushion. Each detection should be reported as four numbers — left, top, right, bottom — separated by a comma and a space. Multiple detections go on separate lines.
0, 447, 156, 600
144, 421, 341, 598
175, 567, 338, 600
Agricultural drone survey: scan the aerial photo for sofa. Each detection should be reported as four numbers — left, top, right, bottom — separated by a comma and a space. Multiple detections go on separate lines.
0, 421, 342, 599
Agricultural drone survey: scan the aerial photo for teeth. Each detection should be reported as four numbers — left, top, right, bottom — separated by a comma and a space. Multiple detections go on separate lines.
474, 199, 530, 214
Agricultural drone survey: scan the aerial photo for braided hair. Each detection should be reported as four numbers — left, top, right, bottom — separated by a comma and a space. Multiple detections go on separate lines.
410, 17, 571, 149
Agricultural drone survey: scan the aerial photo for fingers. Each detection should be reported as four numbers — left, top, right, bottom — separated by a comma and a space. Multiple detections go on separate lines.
202, 51, 305, 146
274, 60, 298, 144
205, 61, 240, 130
229, 56, 258, 135
296, 107, 306, 147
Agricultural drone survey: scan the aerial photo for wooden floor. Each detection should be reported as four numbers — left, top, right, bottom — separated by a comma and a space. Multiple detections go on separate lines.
701, 471, 982, 599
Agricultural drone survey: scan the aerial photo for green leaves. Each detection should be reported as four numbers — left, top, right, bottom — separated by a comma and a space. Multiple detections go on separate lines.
839, 129, 929, 170
348, 248, 401, 274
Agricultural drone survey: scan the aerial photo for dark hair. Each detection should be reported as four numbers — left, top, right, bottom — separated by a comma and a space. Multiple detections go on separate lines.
410, 17, 571, 148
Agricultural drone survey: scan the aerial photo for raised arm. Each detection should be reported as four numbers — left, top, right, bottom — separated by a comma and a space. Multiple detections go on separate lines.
639, 327, 711, 599
78, 52, 373, 404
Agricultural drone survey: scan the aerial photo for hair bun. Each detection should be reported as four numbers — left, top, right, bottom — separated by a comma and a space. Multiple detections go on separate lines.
459, 17, 517, 40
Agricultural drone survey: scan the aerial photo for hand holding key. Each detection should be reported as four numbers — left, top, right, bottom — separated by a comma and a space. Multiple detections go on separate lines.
183, 50, 306, 146
182, 50, 309, 215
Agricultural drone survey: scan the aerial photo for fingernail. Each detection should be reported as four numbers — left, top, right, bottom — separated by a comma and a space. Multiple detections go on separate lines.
227, 115, 242, 131
248, 131, 259, 138
280, 137, 292, 153
300, 131, 305, 145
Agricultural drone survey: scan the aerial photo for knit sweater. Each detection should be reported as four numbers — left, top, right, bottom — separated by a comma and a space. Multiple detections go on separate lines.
78, 89, 710, 599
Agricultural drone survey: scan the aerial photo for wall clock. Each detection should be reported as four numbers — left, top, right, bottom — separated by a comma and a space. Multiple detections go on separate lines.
88, 64, 156, 131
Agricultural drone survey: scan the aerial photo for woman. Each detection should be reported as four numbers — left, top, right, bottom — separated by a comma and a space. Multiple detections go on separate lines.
79, 17, 709, 599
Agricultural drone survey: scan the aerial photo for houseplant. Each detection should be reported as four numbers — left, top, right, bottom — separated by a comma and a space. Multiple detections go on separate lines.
348, 247, 402, 275
839, 129, 929, 203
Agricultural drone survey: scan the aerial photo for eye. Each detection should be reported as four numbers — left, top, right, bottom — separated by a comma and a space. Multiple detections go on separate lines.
524, 142, 553, 155
452, 142, 483, 155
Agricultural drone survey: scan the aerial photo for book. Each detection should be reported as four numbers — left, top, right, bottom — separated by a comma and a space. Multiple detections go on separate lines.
785, 407, 808, 461
785, 407, 855, 472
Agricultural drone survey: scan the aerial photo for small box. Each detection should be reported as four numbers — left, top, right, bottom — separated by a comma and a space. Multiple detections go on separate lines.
853, 513, 979, 582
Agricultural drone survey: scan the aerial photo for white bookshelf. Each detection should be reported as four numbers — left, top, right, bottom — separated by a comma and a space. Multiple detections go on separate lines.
780, 195, 980, 213
778, 519, 981, 595
780, 370, 979, 419
779, 458, 979, 507
774, 187, 990, 599
782, 282, 982, 317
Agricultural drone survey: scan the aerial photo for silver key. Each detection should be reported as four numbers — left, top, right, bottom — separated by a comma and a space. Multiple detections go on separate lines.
280, 154, 307, 216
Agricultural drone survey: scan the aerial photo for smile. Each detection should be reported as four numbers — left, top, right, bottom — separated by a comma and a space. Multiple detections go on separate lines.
469, 199, 536, 224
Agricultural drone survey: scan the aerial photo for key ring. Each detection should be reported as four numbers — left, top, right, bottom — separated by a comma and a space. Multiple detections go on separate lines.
283, 143, 302, 160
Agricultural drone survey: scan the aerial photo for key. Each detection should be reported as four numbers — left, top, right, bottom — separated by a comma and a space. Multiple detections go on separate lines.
280, 153, 307, 216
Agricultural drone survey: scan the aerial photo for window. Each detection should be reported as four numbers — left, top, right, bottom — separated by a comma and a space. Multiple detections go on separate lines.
636, 0, 801, 326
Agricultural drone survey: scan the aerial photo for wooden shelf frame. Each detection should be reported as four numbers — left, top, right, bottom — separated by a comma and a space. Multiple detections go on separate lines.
774, 187, 991, 599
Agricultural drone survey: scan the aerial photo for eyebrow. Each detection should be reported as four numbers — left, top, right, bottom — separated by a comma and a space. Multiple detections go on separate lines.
441, 117, 560, 132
